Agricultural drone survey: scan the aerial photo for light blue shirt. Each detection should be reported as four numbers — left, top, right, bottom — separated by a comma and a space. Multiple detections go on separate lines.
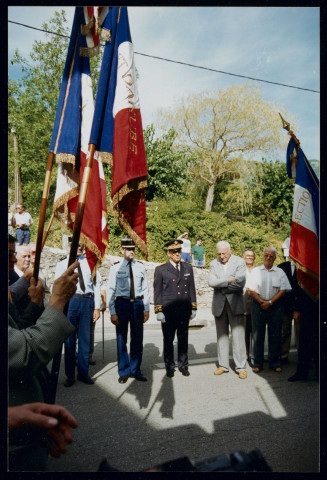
106, 258, 150, 315
54, 255, 101, 309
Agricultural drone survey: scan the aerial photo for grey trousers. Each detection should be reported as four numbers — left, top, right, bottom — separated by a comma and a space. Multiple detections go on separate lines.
215, 300, 247, 372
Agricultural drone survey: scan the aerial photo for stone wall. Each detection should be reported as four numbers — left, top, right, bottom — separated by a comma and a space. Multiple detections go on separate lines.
40, 246, 213, 310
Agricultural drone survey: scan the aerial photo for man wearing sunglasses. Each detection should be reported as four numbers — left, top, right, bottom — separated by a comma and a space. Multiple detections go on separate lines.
107, 237, 150, 384
154, 239, 197, 378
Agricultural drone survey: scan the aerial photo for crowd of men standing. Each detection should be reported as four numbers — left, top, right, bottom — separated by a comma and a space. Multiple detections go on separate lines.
8, 229, 318, 471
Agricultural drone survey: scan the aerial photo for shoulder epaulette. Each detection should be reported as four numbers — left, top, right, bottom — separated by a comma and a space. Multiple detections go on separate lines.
137, 260, 144, 264
59, 255, 68, 262
113, 261, 120, 265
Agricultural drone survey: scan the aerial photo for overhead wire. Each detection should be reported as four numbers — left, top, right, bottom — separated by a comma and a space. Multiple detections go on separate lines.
8, 19, 319, 94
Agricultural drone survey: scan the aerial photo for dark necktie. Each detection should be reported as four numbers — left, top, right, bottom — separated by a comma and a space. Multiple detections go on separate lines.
129, 261, 135, 301
77, 263, 86, 292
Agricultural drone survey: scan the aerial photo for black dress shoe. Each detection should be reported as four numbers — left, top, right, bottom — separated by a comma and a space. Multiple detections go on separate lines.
77, 373, 94, 384
89, 358, 96, 365
166, 370, 175, 378
180, 368, 190, 377
131, 373, 147, 382
64, 377, 75, 387
118, 375, 130, 384
288, 372, 308, 382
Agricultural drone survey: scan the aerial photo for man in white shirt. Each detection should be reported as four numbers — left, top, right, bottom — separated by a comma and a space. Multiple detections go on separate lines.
177, 231, 192, 263
14, 204, 33, 245
14, 245, 31, 277
246, 247, 292, 373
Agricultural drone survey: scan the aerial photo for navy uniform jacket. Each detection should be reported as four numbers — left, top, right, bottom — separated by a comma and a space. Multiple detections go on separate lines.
154, 261, 197, 315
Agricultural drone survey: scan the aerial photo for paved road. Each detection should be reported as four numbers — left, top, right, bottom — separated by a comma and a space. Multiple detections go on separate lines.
47, 313, 319, 472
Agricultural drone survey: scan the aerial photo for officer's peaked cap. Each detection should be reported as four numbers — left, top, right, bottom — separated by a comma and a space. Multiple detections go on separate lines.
164, 239, 183, 250
121, 237, 135, 248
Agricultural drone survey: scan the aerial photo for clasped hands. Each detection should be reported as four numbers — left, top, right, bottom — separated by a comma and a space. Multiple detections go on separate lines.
111, 311, 149, 325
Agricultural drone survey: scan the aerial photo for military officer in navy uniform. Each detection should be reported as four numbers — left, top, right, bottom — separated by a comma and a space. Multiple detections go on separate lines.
107, 237, 150, 384
154, 239, 197, 377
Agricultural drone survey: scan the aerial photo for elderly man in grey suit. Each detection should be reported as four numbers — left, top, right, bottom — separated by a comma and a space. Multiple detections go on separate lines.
208, 241, 247, 379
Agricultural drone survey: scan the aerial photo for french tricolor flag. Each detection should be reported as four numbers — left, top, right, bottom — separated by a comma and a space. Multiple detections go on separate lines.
50, 7, 108, 275
287, 137, 319, 300
90, 7, 148, 259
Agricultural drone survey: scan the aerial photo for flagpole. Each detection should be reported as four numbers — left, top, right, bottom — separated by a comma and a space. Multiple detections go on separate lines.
279, 113, 300, 146
33, 152, 55, 281
67, 143, 96, 264
41, 211, 55, 249
48, 143, 97, 404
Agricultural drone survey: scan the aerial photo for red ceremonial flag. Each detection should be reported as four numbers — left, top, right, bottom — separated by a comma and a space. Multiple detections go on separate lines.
51, 7, 108, 275
89, 7, 148, 258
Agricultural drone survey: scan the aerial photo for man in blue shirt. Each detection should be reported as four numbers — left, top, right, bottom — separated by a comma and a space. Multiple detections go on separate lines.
107, 238, 150, 384
54, 241, 101, 386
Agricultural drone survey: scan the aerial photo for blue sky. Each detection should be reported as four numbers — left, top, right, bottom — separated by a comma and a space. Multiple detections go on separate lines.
8, 6, 320, 163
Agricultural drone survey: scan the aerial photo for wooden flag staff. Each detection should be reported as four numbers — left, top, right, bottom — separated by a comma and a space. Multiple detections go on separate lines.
41, 212, 55, 249
48, 143, 97, 404
32, 152, 55, 282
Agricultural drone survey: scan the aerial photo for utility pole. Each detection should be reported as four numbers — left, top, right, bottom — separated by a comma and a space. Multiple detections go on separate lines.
12, 129, 22, 205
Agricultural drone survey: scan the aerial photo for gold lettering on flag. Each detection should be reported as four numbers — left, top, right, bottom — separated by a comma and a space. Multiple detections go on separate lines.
294, 189, 310, 223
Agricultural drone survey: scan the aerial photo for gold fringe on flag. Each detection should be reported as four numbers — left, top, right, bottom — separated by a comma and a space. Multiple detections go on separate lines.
99, 151, 113, 165
79, 44, 100, 58
55, 153, 76, 165
99, 27, 111, 42
110, 176, 148, 259
80, 16, 95, 35
290, 256, 319, 302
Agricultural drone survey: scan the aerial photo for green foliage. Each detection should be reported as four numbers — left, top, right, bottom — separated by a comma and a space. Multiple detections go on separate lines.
214, 158, 293, 227
145, 198, 290, 264
144, 125, 192, 201
250, 159, 294, 227
8, 10, 102, 219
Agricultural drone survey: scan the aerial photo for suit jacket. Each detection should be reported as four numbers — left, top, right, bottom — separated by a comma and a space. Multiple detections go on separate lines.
153, 261, 197, 316
8, 306, 75, 463
9, 305, 75, 406
277, 261, 300, 317
208, 254, 246, 317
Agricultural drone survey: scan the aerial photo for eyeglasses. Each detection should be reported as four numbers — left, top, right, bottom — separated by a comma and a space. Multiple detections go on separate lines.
170, 249, 182, 254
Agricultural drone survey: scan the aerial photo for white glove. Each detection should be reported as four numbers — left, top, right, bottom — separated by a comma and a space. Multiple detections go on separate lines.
156, 312, 165, 323
190, 310, 197, 320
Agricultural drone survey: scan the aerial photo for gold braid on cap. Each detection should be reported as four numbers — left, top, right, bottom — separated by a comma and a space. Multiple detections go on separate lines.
192, 303, 198, 310
154, 305, 163, 314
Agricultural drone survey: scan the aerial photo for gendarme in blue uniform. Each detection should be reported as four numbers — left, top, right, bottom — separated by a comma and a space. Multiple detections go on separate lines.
107, 257, 150, 378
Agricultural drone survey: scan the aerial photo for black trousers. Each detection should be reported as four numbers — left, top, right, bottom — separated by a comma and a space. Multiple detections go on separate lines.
297, 299, 319, 378
161, 304, 191, 371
